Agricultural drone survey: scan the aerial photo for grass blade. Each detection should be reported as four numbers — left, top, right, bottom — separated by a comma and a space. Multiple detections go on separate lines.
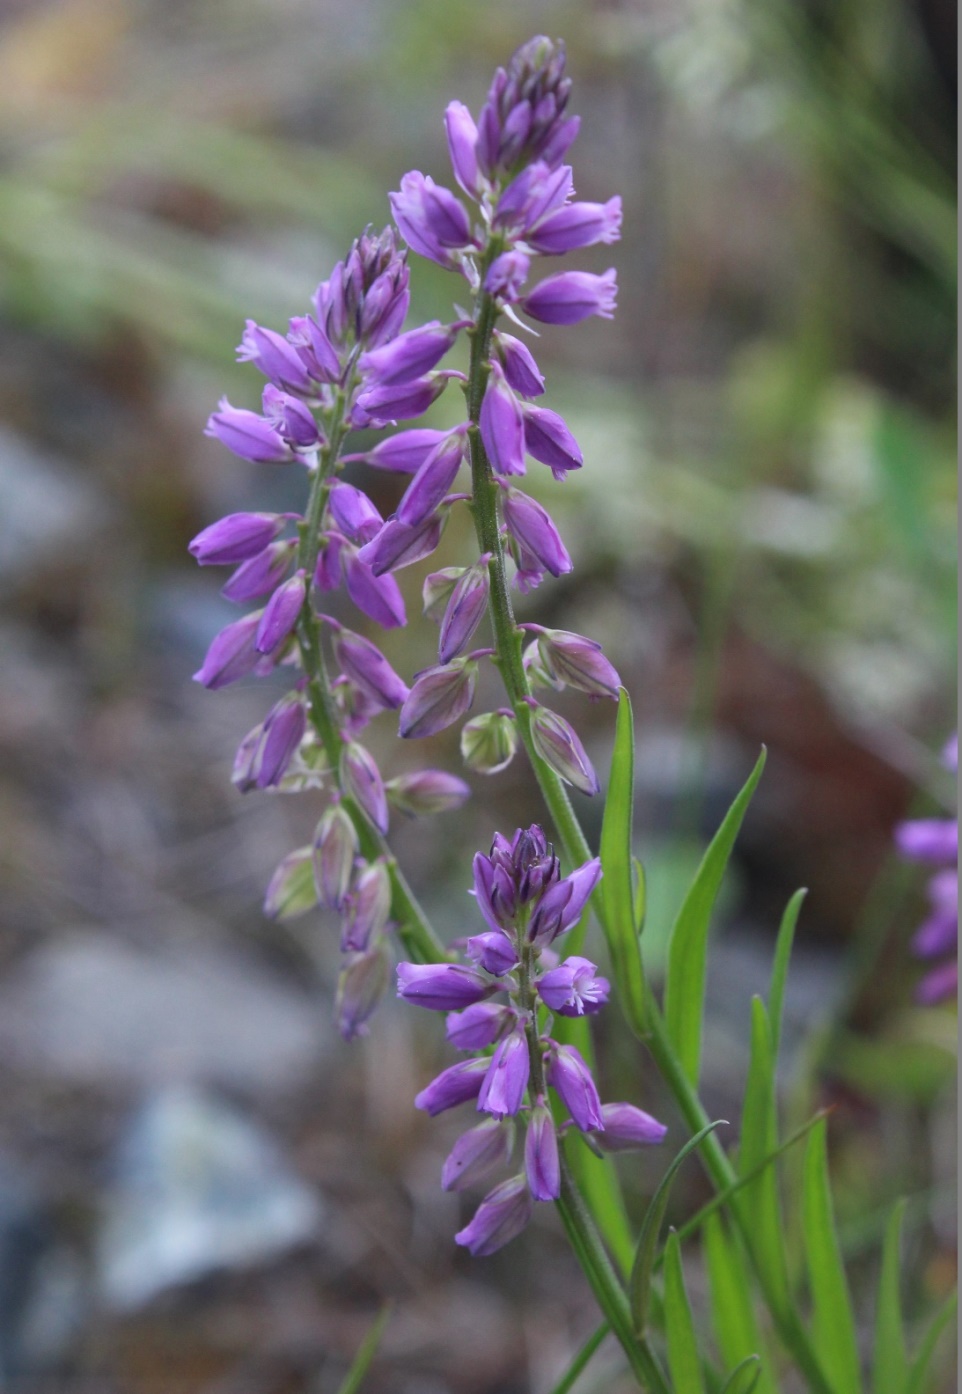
665, 749, 767, 1085
905, 1290, 958, 1394
599, 688, 647, 1035
335, 1301, 393, 1394
629, 1121, 726, 1334
664, 1229, 707, 1394
704, 1214, 775, 1394
802, 1119, 861, 1394
548, 1321, 609, 1394
873, 1200, 909, 1394
720, 1355, 763, 1394
769, 888, 806, 1057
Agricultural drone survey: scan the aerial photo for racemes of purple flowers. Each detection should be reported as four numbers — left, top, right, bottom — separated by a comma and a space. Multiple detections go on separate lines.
896, 735, 958, 1005
398, 826, 666, 1256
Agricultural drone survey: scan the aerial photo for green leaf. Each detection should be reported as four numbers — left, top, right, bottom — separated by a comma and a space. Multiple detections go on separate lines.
599, 688, 647, 1035
905, 1290, 958, 1394
769, 888, 806, 1057
873, 1201, 909, 1394
335, 1301, 393, 1394
802, 1119, 861, 1394
735, 997, 791, 1320
664, 1230, 707, 1394
630, 1121, 726, 1335
704, 1214, 775, 1394
664, 749, 767, 1085
548, 1321, 609, 1394
633, 856, 647, 933
720, 1356, 763, 1394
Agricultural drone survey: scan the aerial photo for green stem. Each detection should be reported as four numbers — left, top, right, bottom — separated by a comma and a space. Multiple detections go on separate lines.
294, 375, 446, 964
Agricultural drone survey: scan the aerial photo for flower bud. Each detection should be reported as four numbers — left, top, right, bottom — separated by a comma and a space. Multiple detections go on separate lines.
593, 1103, 667, 1152
357, 513, 444, 576
312, 803, 359, 910
415, 1057, 489, 1116
255, 692, 307, 788
439, 556, 490, 663
460, 711, 519, 775
359, 320, 463, 387
477, 1029, 530, 1118
389, 171, 475, 269
423, 567, 465, 621
328, 482, 383, 545
340, 740, 389, 834
442, 1120, 514, 1193
237, 320, 315, 395
399, 659, 477, 739
483, 250, 531, 303
454, 1175, 533, 1256
444, 101, 481, 198
263, 847, 318, 921
384, 769, 471, 816
396, 429, 467, 528
254, 570, 306, 654
546, 1042, 604, 1132
529, 704, 599, 795
479, 362, 526, 477
534, 628, 621, 699
445, 1002, 514, 1051
502, 488, 572, 578
524, 1103, 560, 1201
353, 374, 451, 428
521, 404, 583, 479
347, 427, 452, 475
205, 399, 291, 464
521, 269, 618, 325
464, 930, 519, 977
332, 627, 409, 709
335, 941, 391, 1041
221, 540, 296, 603
193, 612, 263, 689
341, 859, 391, 952
341, 548, 407, 629
189, 512, 285, 566
495, 332, 544, 398
396, 962, 496, 1012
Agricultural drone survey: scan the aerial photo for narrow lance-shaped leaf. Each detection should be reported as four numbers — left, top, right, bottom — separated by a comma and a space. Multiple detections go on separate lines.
720, 1356, 763, 1394
770, 887, 806, 1057
873, 1200, 909, 1394
633, 855, 647, 933
802, 1118, 861, 1394
704, 1214, 775, 1394
335, 1300, 393, 1394
599, 688, 647, 1035
663, 1229, 707, 1394
547, 1320, 609, 1394
629, 1120, 726, 1335
905, 1290, 958, 1394
664, 748, 766, 1085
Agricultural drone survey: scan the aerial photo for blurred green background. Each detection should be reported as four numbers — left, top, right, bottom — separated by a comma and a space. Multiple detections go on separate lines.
0, 1, 955, 1390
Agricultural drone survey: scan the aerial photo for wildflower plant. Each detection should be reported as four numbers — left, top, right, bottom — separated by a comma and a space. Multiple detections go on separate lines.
190, 35, 956, 1393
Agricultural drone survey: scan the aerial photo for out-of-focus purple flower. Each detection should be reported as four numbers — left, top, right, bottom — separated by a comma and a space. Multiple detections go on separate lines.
502, 488, 572, 577
336, 941, 391, 1041
526, 196, 622, 254
522, 269, 617, 324
254, 693, 307, 789
314, 533, 343, 591
525, 1102, 560, 1200
537, 956, 609, 1016
237, 320, 316, 396
530, 627, 621, 698
446, 1001, 514, 1050
415, 1057, 490, 1115
493, 161, 570, 234
495, 332, 545, 398
342, 548, 407, 629
397, 962, 496, 1012
341, 859, 391, 952
358, 513, 445, 576
529, 704, 599, 795
193, 612, 263, 689
205, 400, 292, 464
313, 802, 359, 910
465, 930, 519, 976
328, 482, 383, 545
480, 363, 526, 477
445, 101, 482, 197
341, 740, 389, 834
353, 373, 451, 428
439, 555, 490, 663
442, 1120, 513, 1193
399, 659, 477, 739
594, 1103, 668, 1152
396, 429, 467, 528
390, 171, 476, 269
345, 428, 453, 475
461, 710, 519, 775
895, 820, 959, 863
360, 321, 463, 386
478, 1029, 530, 1118
897, 740, 958, 1004
385, 769, 471, 816
190, 512, 286, 566
522, 404, 583, 478
547, 1042, 604, 1131
484, 251, 531, 302
455, 1175, 533, 1256
221, 541, 295, 602
332, 626, 409, 709
254, 570, 306, 654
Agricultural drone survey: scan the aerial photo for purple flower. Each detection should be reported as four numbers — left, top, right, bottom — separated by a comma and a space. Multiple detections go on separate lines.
313, 803, 359, 910
480, 363, 526, 477
205, 400, 291, 464
314, 533, 343, 591
445, 100, 482, 198
237, 320, 316, 396
254, 570, 306, 654
415, 1057, 490, 1115
455, 1176, 533, 1256
502, 488, 572, 577
526, 196, 622, 254
495, 333, 545, 398
525, 1102, 560, 1201
341, 740, 389, 834
484, 251, 531, 303
341, 859, 392, 953
396, 429, 467, 528
193, 612, 263, 689
328, 482, 383, 545
897, 743, 958, 1004
360, 321, 463, 386
594, 1103, 668, 1152
439, 556, 491, 663
353, 373, 451, 428
399, 659, 477, 739
332, 626, 409, 709
358, 513, 445, 575
522, 269, 618, 325
478, 1029, 530, 1118
397, 962, 496, 1012
221, 541, 295, 602
529, 704, 599, 795
521, 405, 583, 478
895, 819, 958, 863
342, 548, 407, 629
254, 692, 307, 788
537, 956, 609, 1016
531, 627, 621, 698
385, 769, 471, 816
336, 942, 391, 1041
262, 384, 324, 448
189, 512, 286, 566
475, 36, 577, 180
547, 1042, 604, 1131
389, 171, 475, 269
472, 851, 518, 932
442, 1120, 513, 1193
464, 930, 519, 976
346, 428, 453, 475
446, 1002, 514, 1051
285, 315, 342, 385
